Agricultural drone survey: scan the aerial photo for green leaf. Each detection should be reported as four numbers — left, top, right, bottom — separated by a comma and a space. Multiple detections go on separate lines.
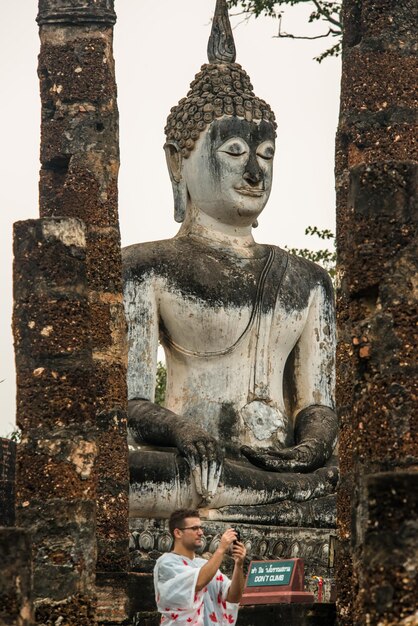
155, 361, 167, 406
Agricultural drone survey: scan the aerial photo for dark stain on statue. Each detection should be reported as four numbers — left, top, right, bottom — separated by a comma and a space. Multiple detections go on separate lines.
123, 238, 328, 315
219, 403, 241, 457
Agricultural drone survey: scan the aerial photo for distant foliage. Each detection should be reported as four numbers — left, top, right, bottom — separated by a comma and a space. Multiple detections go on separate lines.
286, 225, 336, 279
155, 361, 167, 407
5, 428, 21, 443
227, 0, 342, 62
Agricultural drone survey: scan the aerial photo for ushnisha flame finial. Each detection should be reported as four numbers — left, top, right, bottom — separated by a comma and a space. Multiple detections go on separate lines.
164, 0, 277, 163
207, 0, 236, 64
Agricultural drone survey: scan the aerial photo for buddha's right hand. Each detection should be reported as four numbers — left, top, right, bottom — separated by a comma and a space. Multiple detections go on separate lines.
173, 422, 224, 502
128, 399, 224, 500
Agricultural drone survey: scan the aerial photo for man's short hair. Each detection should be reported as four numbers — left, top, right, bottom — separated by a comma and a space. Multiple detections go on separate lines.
169, 508, 200, 537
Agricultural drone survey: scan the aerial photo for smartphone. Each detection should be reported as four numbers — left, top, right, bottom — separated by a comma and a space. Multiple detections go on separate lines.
233, 530, 241, 545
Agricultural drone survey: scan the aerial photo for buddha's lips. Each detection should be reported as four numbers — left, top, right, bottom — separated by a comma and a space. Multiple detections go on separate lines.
234, 186, 264, 197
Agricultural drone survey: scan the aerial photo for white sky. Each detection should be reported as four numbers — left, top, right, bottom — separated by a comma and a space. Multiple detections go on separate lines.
0, 1, 341, 436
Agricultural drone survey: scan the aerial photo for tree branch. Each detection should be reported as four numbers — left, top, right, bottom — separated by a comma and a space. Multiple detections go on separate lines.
231, 13, 254, 29
227, 0, 343, 60
274, 27, 335, 40
311, 0, 342, 29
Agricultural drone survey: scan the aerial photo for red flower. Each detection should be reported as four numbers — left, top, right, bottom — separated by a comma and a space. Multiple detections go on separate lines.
171, 614, 179, 620
194, 594, 198, 603
187, 619, 193, 623
226, 615, 235, 624
222, 601, 227, 610
209, 612, 218, 622
216, 574, 224, 581
217, 592, 222, 604
182, 559, 189, 566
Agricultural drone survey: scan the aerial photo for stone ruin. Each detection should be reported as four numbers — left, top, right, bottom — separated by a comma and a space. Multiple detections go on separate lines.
1, 1, 417, 625
2, 1, 129, 624
335, 1, 417, 623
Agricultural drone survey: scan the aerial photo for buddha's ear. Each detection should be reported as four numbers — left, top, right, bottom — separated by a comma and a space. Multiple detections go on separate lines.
164, 142, 187, 223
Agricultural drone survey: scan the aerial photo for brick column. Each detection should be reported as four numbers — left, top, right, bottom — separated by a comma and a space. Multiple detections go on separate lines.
36, 0, 129, 615
335, 1, 418, 624
14, 218, 97, 623
13, 1, 129, 622
0, 528, 33, 625
0, 439, 32, 625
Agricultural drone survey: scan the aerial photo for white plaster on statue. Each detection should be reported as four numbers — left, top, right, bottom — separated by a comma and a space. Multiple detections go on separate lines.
125, 277, 159, 401
181, 132, 274, 228
126, 270, 335, 454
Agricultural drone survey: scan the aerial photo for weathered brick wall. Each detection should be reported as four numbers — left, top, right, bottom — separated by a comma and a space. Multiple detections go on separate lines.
0, 438, 16, 527
14, 218, 98, 624
336, 1, 418, 624
0, 528, 33, 625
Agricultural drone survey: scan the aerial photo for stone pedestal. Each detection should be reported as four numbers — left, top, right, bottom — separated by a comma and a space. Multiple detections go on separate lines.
237, 603, 336, 625
129, 603, 336, 626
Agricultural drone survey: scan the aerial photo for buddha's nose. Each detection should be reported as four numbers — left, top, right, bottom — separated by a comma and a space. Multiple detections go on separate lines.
243, 155, 263, 186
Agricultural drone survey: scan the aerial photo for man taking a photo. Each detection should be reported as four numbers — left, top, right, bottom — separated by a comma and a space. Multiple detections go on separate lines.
153, 508, 247, 625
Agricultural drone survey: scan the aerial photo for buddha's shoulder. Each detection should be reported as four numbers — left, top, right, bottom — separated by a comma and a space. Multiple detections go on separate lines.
287, 250, 331, 279
281, 248, 334, 297
122, 238, 195, 277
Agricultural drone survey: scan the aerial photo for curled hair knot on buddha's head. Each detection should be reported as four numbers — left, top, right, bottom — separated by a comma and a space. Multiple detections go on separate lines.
164, 0, 277, 159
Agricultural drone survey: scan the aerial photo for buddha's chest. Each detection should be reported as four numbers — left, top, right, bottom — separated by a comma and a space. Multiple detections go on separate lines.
157, 273, 309, 358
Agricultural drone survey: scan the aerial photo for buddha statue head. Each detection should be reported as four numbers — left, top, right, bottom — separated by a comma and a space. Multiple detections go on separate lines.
164, 0, 277, 227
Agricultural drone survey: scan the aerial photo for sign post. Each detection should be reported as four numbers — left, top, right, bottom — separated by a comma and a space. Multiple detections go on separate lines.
241, 559, 315, 605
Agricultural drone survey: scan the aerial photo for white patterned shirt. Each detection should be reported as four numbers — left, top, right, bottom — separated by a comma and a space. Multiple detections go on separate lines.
154, 552, 239, 626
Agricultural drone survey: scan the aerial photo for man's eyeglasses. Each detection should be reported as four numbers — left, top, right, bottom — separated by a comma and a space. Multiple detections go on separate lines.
178, 525, 205, 532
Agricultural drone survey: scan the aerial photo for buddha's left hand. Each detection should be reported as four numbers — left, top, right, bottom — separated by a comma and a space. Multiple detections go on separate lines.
241, 405, 338, 473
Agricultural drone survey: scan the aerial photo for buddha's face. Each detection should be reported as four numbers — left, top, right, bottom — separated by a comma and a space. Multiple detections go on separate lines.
182, 117, 275, 227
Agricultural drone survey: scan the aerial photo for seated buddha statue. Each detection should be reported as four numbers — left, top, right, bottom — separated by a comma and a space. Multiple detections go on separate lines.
123, 0, 338, 525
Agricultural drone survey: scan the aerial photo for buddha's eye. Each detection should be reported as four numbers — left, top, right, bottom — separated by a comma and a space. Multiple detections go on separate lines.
218, 139, 248, 157
256, 142, 275, 161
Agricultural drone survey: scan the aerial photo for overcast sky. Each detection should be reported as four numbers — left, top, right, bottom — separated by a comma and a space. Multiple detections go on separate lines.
0, 1, 341, 436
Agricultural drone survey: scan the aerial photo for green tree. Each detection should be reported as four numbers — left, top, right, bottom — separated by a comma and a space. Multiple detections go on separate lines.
227, 0, 342, 62
155, 360, 167, 406
5, 428, 21, 443
285, 225, 336, 279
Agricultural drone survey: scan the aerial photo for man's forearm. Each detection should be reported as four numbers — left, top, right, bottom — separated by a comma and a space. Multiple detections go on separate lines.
195, 548, 226, 592
226, 563, 245, 603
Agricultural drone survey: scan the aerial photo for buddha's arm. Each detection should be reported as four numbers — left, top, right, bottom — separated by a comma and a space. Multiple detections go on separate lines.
128, 398, 223, 500
242, 272, 338, 472
124, 271, 223, 499
125, 275, 159, 403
